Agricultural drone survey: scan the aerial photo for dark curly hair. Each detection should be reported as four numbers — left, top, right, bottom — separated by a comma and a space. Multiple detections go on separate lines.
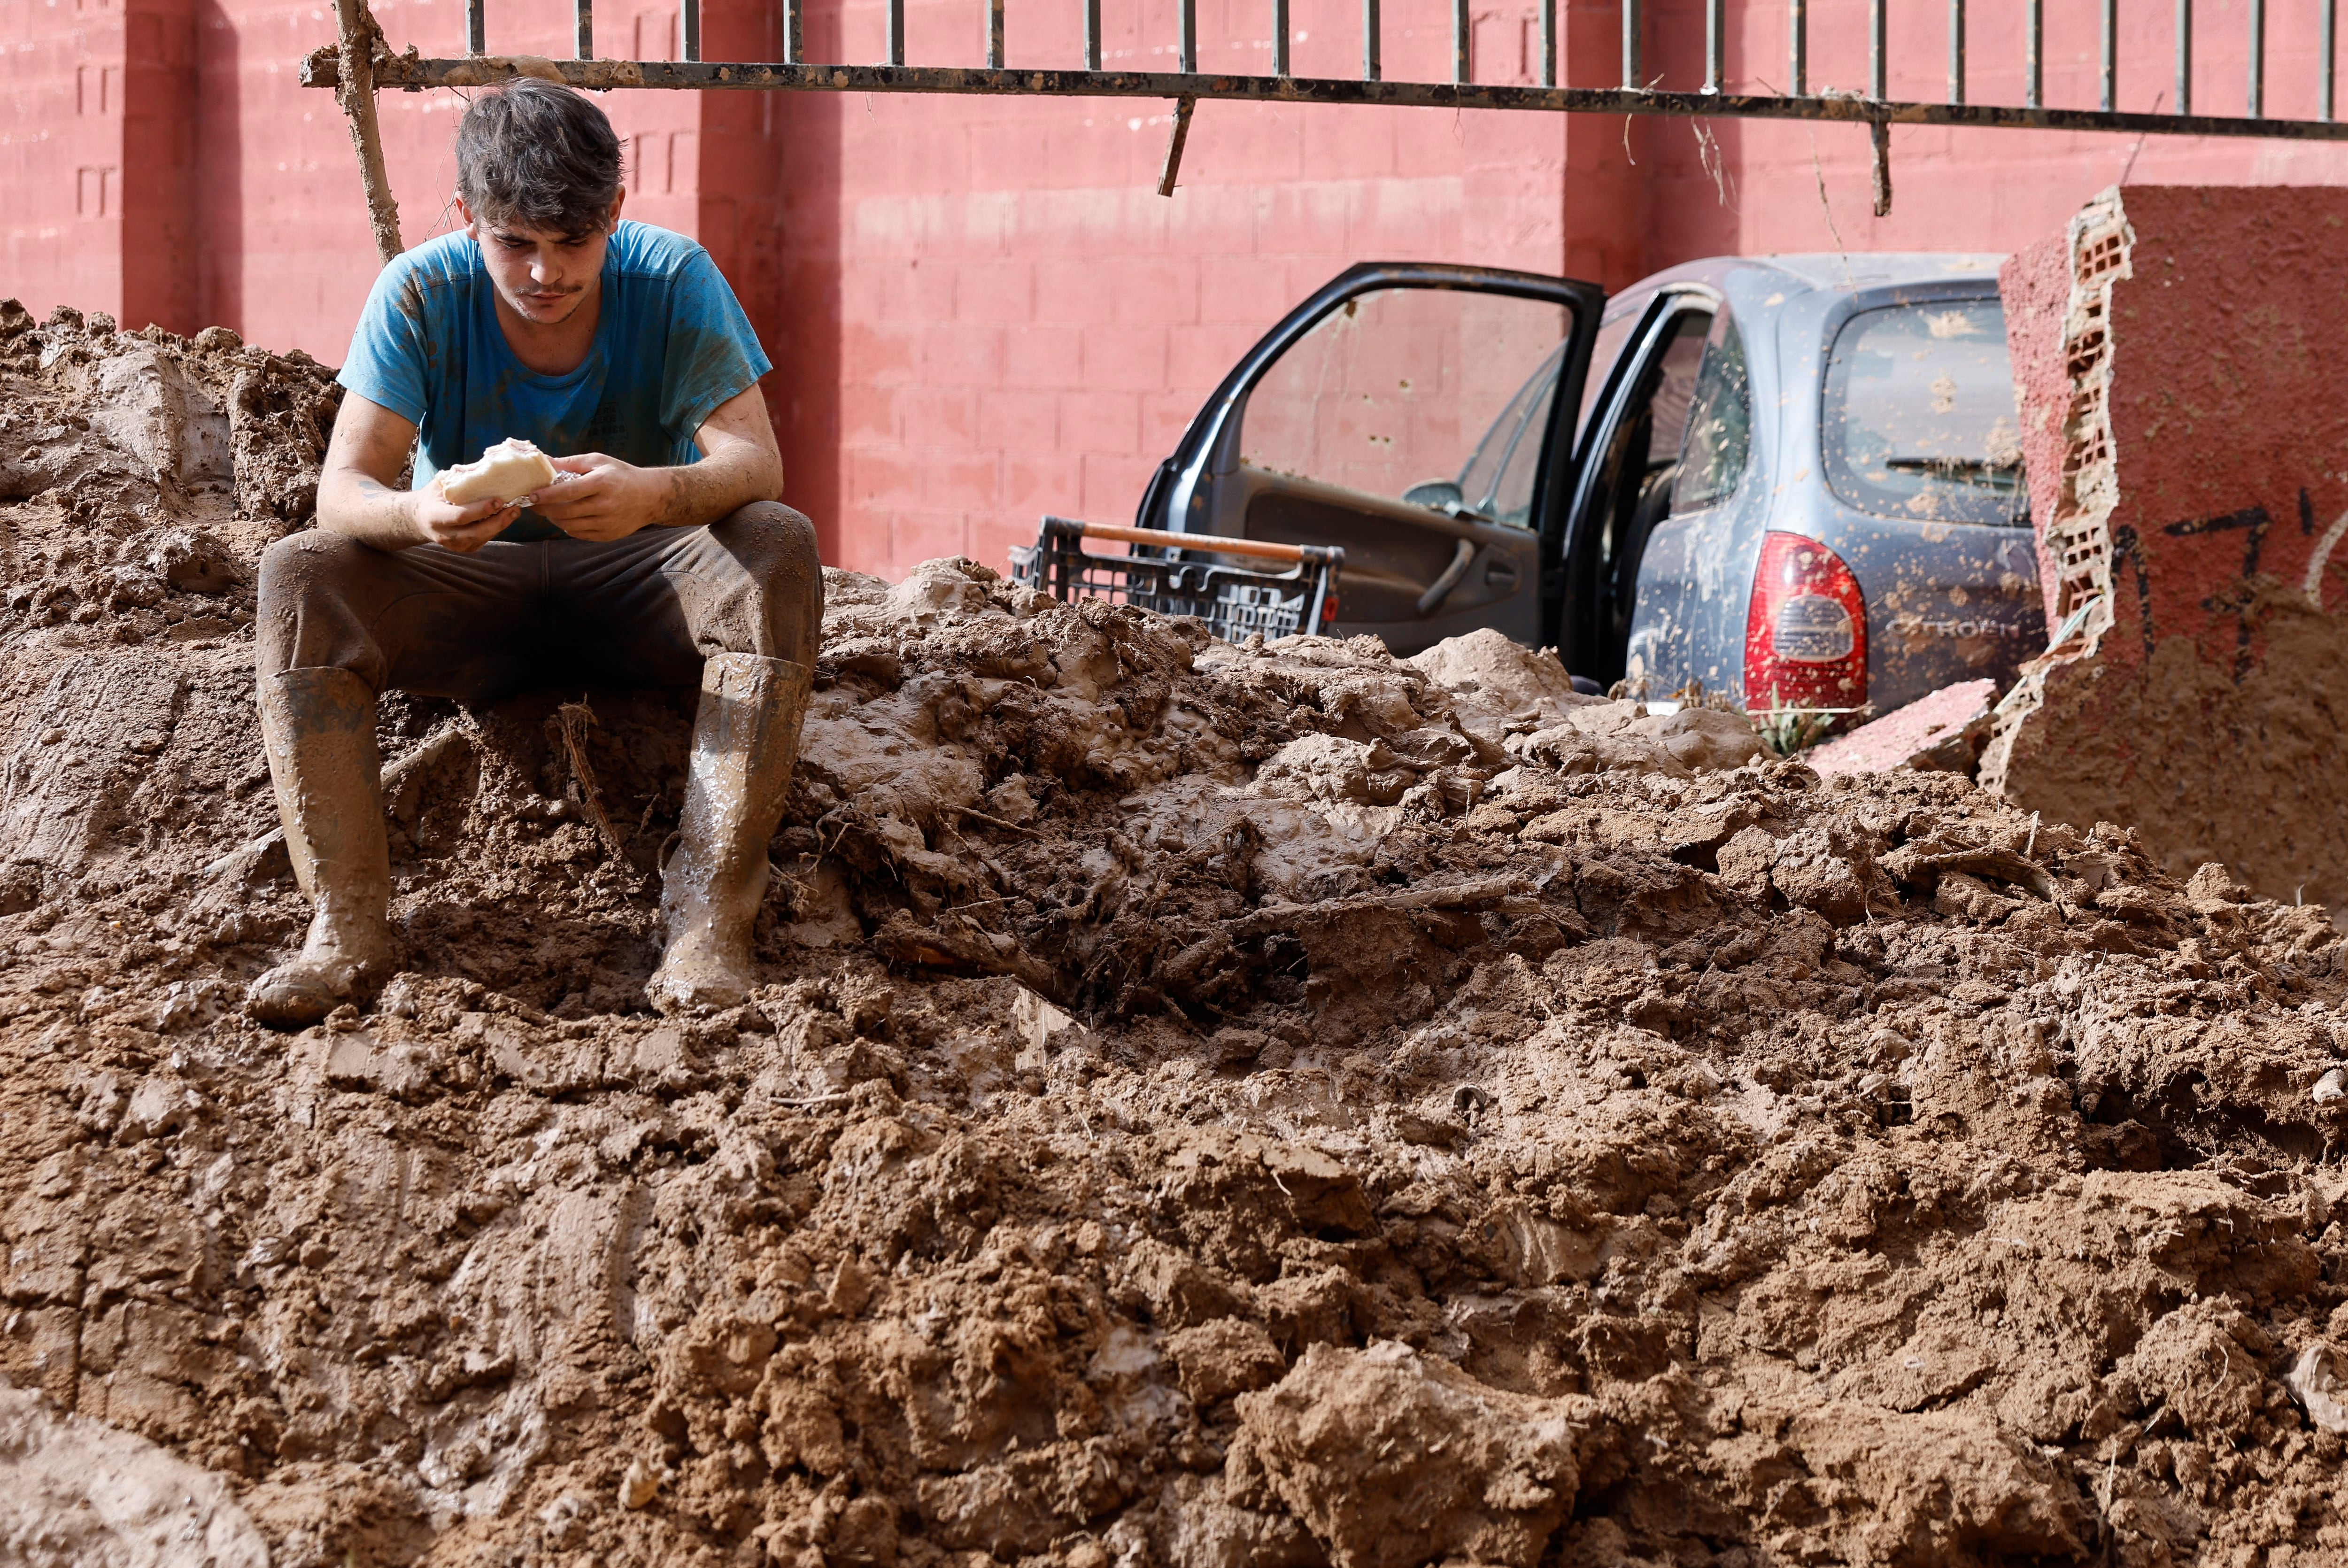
455, 79, 623, 238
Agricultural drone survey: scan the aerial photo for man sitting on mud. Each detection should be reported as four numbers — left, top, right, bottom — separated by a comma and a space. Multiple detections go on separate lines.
247, 78, 820, 1026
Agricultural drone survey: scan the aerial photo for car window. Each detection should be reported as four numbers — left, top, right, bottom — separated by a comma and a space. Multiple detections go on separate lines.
1820, 300, 2027, 526
1672, 310, 1751, 512
1483, 372, 1558, 528
1238, 286, 1576, 518
1642, 312, 1710, 468
1454, 343, 1562, 528
1576, 310, 1643, 439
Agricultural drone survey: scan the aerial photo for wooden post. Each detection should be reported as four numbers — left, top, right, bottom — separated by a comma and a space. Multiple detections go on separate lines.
332, 0, 405, 265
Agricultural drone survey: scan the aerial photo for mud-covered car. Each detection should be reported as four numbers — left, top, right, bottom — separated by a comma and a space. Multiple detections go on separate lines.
1135, 254, 2048, 716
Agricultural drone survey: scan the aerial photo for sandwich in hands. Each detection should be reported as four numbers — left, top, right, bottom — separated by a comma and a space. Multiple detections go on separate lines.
436, 438, 559, 506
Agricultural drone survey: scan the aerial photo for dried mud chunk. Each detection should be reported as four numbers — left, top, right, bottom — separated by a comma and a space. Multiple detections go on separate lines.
916, 1442, 1128, 1558
2092, 881, 2175, 927
1933, 870, 2020, 923
1769, 825, 1871, 924
1122, 1236, 1250, 1329
1715, 826, 1777, 902
227, 356, 340, 524
669, 1302, 780, 1397
2120, 1298, 2271, 1435
0, 651, 186, 879
1165, 1318, 1287, 1403
1510, 724, 1600, 773
321, 1031, 438, 1100
1407, 628, 1590, 717
884, 556, 996, 624
0, 1382, 270, 1568
118, 1074, 204, 1139
1162, 1129, 1376, 1250
146, 527, 242, 594
1152, 1470, 1325, 1568
1715, 823, 1876, 923
1234, 1340, 1607, 1568
1628, 705, 1765, 771
1779, 1402, 2084, 1566
1254, 733, 1414, 807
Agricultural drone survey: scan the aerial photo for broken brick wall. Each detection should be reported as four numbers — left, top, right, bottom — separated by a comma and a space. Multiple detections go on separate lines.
1987, 185, 2348, 909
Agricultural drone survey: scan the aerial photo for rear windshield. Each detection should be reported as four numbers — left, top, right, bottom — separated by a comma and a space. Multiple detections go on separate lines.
1820, 300, 2028, 527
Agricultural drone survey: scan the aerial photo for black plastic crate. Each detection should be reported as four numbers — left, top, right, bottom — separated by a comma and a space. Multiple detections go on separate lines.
1009, 516, 1343, 643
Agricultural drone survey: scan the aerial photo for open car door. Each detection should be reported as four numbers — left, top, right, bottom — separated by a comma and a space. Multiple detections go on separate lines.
1139, 263, 1604, 657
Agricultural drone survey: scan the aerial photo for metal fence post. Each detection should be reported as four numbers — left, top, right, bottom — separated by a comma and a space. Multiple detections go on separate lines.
680, 0, 699, 62
1789, 0, 1806, 95
1948, 0, 1966, 105
2026, 0, 2043, 107
1274, 0, 1290, 75
2326, 0, 2339, 120
2248, 0, 2265, 116
2176, 0, 2193, 115
1869, 0, 1885, 98
1363, 0, 1381, 80
1625, 0, 1642, 88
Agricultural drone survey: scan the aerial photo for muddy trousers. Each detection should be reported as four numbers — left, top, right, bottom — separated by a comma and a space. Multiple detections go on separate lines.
245, 502, 823, 1023
255, 502, 823, 696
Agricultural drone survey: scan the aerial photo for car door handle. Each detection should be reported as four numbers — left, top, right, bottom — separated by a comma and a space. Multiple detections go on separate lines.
1484, 560, 1519, 587
1417, 539, 1480, 617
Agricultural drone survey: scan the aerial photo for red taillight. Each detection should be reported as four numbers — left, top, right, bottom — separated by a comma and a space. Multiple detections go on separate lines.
1744, 532, 1867, 711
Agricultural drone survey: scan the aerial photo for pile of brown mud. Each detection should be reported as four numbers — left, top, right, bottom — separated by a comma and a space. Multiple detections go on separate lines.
7, 306, 2348, 1568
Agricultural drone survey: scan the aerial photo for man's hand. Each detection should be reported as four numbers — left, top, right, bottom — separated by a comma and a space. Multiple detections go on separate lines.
529, 453, 669, 541
319, 394, 533, 553
413, 491, 526, 554
317, 384, 784, 551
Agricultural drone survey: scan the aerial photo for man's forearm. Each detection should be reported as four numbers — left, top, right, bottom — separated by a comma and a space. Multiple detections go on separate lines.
316, 470, 423, 550
649, 441, 783, 529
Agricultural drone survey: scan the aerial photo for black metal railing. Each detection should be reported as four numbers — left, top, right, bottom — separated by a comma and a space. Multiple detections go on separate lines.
302, 0, 2348, 232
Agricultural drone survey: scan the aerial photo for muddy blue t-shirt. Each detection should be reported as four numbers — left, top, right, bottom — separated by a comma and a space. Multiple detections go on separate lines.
337, 221, 772, 541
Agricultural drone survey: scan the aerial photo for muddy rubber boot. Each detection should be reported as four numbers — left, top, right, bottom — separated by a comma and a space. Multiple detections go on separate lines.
648, 653, 815, 1015
245, 667, 399, 1028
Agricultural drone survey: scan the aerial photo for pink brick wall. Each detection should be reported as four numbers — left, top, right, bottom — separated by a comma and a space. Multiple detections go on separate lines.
6, 0, 2347, 584
2, 0, 134, 324
194, 0, 704, 355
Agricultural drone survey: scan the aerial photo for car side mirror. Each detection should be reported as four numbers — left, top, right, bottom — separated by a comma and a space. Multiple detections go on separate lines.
1404, 479, 1464, 511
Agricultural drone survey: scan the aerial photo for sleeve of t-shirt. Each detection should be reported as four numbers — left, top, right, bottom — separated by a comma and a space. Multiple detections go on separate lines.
660, 246, 775, 445
334, 260, 434, 427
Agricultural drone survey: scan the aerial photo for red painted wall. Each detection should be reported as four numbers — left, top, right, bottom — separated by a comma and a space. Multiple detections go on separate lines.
5, 0, 2346, 580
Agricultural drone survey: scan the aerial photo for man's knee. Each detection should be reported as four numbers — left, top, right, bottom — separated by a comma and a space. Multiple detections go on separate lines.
256, 530, 394, 682
712, 502, 821, 591
258, 530, 386, 614
709, 502, 824, 661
